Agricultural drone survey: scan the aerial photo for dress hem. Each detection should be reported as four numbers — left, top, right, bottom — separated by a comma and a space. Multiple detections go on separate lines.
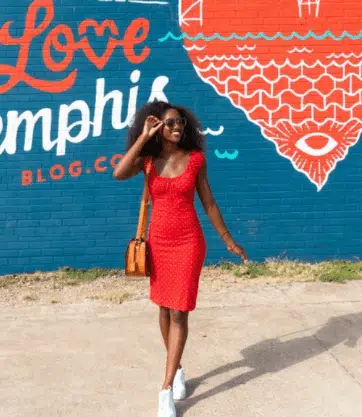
149, 296, 196, 312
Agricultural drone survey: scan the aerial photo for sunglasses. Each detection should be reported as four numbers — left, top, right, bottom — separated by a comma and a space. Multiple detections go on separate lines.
163, 117, 187, 128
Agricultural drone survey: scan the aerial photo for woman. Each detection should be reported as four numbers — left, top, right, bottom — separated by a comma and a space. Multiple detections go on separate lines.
113, 101, 248, 417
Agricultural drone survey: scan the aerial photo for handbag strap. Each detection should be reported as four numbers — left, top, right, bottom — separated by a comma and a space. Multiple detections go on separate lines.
136, 157, 152, 240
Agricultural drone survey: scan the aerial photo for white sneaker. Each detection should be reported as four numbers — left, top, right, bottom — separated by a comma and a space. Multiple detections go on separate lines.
172, 368, 186, 400
157, 386, 176, 417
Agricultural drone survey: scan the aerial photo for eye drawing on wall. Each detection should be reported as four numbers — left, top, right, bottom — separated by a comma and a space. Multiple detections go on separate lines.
173, 0, 362, 191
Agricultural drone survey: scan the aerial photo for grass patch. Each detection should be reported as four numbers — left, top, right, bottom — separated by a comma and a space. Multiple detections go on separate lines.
217, 259, 362, 283
244, 262, 275, 278
219, 260, 278, 280
59, 267, 121, 283
2, 261, 362, 294
317, 260, 362, 283
219, 262, 235, 271
0, 273, 46, 289
0, 268, 124, 291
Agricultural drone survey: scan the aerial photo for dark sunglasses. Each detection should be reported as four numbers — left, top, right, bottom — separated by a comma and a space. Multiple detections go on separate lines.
163, 117, 187, 128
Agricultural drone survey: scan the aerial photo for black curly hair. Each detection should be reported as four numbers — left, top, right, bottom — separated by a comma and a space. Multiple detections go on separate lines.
126, 101, 206, 157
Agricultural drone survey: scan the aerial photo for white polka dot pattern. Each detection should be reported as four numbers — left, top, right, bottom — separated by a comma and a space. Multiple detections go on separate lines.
143, 151, 207, 312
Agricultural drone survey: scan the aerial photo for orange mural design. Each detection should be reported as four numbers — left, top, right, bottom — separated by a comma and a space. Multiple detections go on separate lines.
179, 0, 362, 190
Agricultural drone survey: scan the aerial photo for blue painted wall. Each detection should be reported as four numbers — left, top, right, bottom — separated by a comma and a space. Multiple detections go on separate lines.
1, 0, 362, 274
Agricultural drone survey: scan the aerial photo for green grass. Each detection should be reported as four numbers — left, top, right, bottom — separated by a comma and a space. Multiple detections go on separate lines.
218, 261, 276, 279
217, 259, 362, 283
2, 261, 362, 289
317, 260, 362, 283
244, 262, 276, 278
0, 267, 123, 290
58, 267, 121, 285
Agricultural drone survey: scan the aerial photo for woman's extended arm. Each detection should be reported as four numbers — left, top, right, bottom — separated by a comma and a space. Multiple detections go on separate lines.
196, 159, 248, 262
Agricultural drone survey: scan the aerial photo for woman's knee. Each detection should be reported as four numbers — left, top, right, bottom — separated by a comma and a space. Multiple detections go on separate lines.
170, 309, 188, 326
159, 306, 170, 318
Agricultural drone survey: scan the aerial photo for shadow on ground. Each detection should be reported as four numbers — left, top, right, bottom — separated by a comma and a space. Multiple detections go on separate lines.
177, 312, 362, 416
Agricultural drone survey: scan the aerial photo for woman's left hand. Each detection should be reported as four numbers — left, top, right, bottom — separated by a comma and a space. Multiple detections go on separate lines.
226, 242, 248, 263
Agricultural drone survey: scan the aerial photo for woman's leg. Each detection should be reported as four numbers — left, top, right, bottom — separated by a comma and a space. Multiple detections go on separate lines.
161, 309, 189, 390
159, 306, 182, 370
159, 306, 171, 349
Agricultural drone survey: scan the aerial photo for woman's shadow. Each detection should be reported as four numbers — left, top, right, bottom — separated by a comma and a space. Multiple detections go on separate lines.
177, 312, 362, 416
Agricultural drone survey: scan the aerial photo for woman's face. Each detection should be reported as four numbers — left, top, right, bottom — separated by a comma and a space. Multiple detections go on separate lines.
160, 109, 187, 144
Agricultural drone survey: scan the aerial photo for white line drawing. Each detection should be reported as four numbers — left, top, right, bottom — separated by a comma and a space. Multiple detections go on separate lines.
201, 126, 224, 135
196, 57, 362, 70
188, 53, 362, 190
297, 0, 321, 17
294, 133, 337, 156
196, 63, 362, 113
236, 45, 256, 51
178, 1, 362, 191
326, 52, 362, 59
197, 54, 257, 62
287, 47, 314, 54
195, 58, 362, 78
179, 0, 203, 27
183, 44, 206, 51
194, 75, 361, 190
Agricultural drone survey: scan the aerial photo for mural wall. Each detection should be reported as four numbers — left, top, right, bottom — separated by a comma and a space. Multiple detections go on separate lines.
1, 0, 362, 274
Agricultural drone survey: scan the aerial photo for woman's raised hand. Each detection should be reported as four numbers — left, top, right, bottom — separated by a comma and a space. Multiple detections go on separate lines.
142, 115, 164, 140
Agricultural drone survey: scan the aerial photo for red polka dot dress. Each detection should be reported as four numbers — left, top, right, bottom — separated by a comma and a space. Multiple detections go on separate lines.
143, 150, 207, 312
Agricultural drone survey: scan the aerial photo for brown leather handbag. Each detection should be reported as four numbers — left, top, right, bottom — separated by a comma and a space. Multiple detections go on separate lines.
125, 158, 152, 277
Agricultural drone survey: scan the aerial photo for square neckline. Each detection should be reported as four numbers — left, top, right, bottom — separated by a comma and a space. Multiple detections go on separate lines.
151, 150, 194, 179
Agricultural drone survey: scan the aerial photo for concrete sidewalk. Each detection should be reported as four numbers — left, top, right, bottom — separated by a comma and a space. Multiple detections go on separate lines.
0, 281, 362, 417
